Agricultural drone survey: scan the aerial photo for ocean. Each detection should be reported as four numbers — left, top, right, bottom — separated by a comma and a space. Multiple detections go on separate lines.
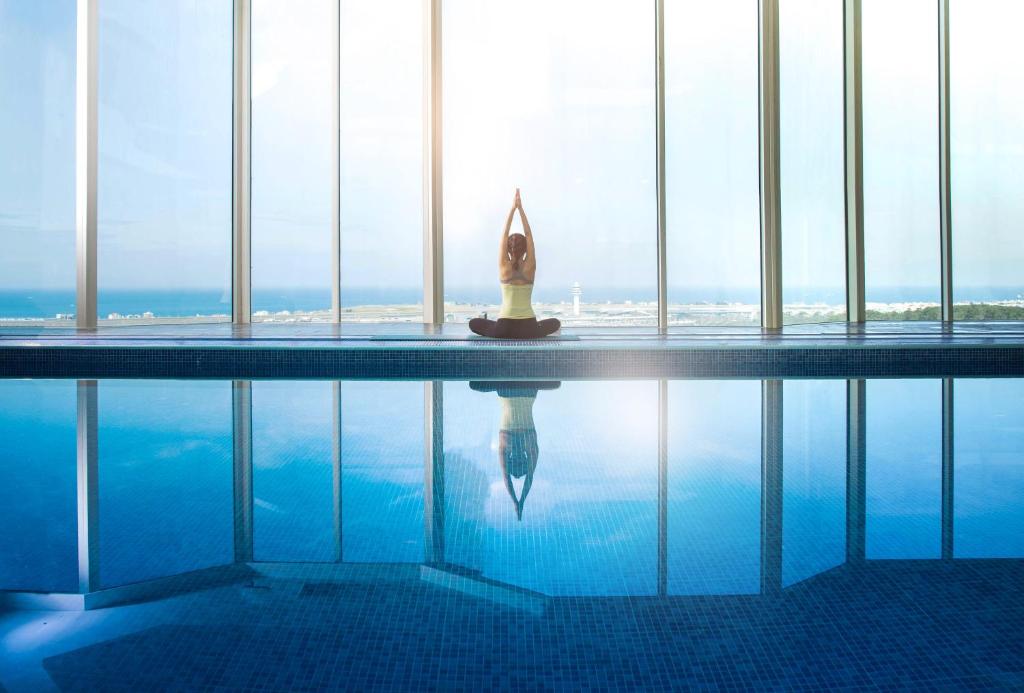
0, 286, 1020, 319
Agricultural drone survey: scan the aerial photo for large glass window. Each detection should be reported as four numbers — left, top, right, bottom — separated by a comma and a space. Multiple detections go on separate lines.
666, 0, 761, 327
780, 0, 846, 324
339, 0, 423, 321
862, 0, 940, 320
0, 1, 76, 324
98, 0, 233, 323
15, 1, 1024, 329
950, 1, 1024, 320
444, 0, 656, 327
251, 0, 334, 322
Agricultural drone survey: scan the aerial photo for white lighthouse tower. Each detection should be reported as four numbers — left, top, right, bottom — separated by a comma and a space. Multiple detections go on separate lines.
571, 282, 582, 316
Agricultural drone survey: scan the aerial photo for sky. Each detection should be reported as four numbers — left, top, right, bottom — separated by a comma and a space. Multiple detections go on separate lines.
0, 0, 1021, 304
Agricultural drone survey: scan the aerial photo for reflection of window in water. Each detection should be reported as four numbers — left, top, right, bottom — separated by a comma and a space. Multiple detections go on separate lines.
469, 381, 560, 520
440, 449, 489, 571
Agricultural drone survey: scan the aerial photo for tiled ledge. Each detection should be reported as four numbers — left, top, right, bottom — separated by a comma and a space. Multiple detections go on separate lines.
2, 322, 1023, 379
2, 343, 1023, 379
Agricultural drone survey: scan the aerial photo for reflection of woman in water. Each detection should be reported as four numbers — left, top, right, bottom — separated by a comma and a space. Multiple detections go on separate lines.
469, 381, 560, 520
468, 189, 562, 339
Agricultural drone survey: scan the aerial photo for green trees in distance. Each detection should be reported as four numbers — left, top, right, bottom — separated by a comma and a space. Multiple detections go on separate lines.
865, 304, 1024, 321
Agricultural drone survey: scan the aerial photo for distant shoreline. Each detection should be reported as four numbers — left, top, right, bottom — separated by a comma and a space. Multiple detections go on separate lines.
3, 298, 1023, 327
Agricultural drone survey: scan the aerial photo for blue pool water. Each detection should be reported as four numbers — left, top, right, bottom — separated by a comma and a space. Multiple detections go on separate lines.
1, 377, 1023, 690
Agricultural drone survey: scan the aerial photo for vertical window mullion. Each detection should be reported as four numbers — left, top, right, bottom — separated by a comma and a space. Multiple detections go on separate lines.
75, 0, 98, 329
655, 0, 668, 333
232, 0, 252, 325
759, 0, 783, 329
844, 0, 865, 323
938, 0, 953, 321
331, 0, 342, 321
423, 0, 444, 325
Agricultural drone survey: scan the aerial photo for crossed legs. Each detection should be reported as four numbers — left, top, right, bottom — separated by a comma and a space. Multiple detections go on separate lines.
469, 317, 562, 339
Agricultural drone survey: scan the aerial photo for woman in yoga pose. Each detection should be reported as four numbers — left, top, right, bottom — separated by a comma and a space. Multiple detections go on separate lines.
469, 189, 561, 339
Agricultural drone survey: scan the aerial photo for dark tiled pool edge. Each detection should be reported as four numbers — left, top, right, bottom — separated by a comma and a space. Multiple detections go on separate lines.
2, 344, 1022, 378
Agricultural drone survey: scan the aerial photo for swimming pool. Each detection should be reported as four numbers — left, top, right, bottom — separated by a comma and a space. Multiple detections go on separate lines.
2, 376, 1023, 689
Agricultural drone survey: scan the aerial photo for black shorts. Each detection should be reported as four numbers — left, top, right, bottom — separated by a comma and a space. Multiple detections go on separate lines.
469, 381, 561, 398
468, 317, 561, 339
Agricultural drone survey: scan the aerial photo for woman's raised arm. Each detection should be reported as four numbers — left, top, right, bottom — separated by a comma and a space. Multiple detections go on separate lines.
517, 190, 537, 271
499, 191, 517, 269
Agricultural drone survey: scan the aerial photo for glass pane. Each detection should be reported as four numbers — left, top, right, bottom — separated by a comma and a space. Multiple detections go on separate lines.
780, 0, 846, 324
444, 0, 656, 326
341, 381, 424, 563
666, 0, 761, 327
252, 381, 337, 562
98, 0, 233, 323
782, 380, 846, 587
863, 0, 940, 320
668, 380, 761, 595
950, 1, 1024, 320
99, 381, 234, 589
444, 381, 658, 596
251, 0, 334, 322
339, 0, 423, 321
0, 1, 76, 324
954, 379, 1024, 557
0, 381, 77, 592
866, 380, 941, 559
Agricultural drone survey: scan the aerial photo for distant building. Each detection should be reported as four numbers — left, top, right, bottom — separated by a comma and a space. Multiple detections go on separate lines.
571, 282, 582, 316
